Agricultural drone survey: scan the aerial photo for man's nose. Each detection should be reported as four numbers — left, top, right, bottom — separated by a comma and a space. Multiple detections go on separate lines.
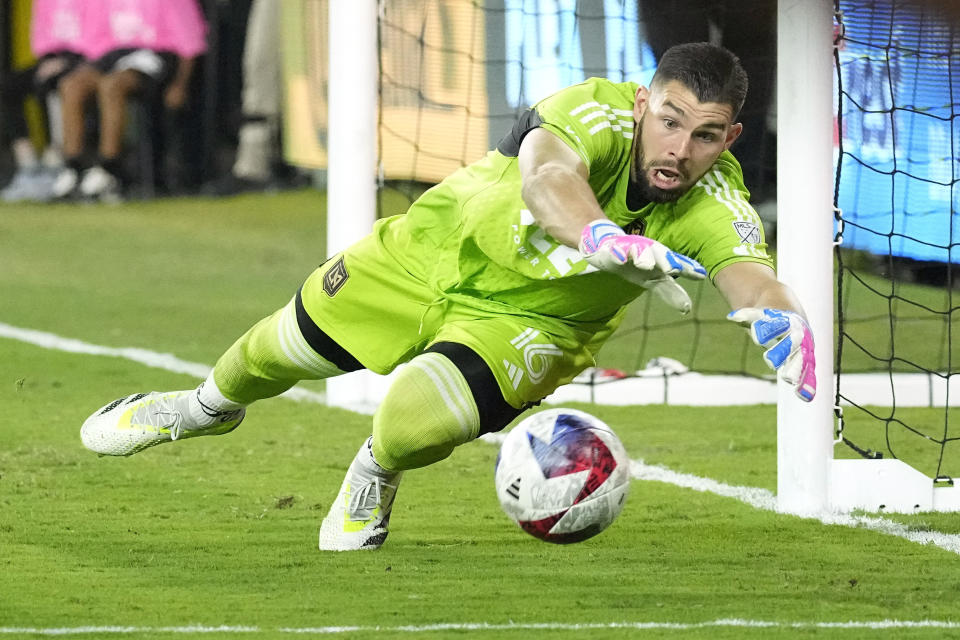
669, 135, 692, 161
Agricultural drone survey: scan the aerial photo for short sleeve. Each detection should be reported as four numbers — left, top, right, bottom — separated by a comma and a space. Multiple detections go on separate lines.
532, 79, 636, 173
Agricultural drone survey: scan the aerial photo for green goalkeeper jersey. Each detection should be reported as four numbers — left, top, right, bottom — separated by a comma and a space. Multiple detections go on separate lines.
380, 76, 773, 327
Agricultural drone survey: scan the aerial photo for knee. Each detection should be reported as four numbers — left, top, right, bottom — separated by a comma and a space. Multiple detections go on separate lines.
371, 353, 481, 471
372, 415, 456, 473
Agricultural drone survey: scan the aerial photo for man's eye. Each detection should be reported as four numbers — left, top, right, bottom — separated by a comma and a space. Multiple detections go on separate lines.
698, 133, 716, 142
663, 119, 677, 128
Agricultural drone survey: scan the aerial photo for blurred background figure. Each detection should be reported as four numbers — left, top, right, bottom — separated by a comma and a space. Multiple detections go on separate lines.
51, 0, 207, 201
0, 0, 89, 202
202, 0, 296, 196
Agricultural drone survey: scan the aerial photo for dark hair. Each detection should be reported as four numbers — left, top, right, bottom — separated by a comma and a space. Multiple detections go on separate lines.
650, 42, 748, 118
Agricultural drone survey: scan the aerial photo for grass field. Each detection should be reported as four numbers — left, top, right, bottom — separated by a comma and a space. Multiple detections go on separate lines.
2, 192, 960, 639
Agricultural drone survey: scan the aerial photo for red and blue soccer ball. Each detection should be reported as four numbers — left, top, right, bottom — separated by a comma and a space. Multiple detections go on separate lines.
494, 408, 631, 543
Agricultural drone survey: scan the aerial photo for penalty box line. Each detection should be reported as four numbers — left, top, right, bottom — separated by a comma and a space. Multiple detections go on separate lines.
3, 321, 960, 556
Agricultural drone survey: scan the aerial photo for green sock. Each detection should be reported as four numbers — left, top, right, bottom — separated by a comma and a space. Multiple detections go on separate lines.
212, 297, 346, 404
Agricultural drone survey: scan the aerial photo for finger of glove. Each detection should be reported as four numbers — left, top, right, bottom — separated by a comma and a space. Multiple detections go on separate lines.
627, 242, 701, 280
628, 242, 659, 271
726, 307, 766, 328
794, 328, 817, 402
591, 250, 694, 313
598, 240, 631, 265
589, 250, 664, 288
667, 251, 707, 280
584, 245, 626, 272
777, 348, 802, 384
761, 325, 803, 370
794, 362, 817, 402
648, 277, 693, 314
774, 348, 817, 402
750, 313, 793, 347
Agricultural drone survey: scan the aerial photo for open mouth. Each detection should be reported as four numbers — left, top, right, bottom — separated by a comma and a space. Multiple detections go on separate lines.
649, 166, 683, 190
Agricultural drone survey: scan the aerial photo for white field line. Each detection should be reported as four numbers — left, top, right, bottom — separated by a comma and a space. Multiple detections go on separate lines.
630, 459, 960, 555
0, 322, 326, 404
4, 619, 960, 635
5, 321, 960, 557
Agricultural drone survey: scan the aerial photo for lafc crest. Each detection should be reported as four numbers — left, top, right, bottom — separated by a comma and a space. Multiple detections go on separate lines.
323, 256, 349, 297
623, 218, 646, 236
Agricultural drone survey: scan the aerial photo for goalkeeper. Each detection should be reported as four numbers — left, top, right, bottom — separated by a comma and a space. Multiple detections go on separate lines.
80, 42, 816, 551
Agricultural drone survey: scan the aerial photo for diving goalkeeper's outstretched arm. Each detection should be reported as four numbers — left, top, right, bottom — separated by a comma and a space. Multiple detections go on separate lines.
517, 126, 603, 247
716, 262, 817, 402
517, 127, 706, 313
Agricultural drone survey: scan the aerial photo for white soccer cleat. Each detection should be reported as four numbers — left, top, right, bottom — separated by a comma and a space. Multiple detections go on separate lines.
318, 439, 402, 551
1, 167, 56, 202
79, 165, 122, 202
51, 167, 79, 199
80, 390, 244, 456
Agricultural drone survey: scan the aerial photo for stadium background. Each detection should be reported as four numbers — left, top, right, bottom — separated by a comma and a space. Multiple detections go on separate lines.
0, 0, 257, 190
0, 1, 726, 190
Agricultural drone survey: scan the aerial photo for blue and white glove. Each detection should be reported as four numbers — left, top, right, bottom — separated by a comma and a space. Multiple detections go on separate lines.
727, 308, 817, 402
579, 219, 707, 314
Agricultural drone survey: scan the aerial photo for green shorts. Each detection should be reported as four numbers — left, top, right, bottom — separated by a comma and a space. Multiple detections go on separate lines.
300, 221, 613, 409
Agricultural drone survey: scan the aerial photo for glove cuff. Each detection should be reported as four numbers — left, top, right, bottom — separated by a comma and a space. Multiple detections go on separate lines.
579, 219, 625, 255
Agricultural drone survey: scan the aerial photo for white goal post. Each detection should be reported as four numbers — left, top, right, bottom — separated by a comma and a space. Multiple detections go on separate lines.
774, 0, 834, 514
323, 0, 379, 409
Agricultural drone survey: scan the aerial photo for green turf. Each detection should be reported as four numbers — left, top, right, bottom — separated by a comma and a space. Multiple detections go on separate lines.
0, 192, 324, 363
2, 192, 960, 639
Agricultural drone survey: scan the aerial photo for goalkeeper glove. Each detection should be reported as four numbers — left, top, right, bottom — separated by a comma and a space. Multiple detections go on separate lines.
579, 219, 707, 314
727, 307, 817, 402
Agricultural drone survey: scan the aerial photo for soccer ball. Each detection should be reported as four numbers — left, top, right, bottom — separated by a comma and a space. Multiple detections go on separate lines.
494, 408, 631, 544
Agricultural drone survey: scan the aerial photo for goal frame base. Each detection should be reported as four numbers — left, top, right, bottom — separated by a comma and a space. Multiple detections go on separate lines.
831, 459, 960, 513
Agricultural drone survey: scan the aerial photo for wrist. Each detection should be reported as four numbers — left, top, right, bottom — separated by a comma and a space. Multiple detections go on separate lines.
579, 219, 624, 254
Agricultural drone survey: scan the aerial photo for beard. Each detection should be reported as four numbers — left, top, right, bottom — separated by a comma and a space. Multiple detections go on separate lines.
634, 152, 685, 204
630, 115, 688, 204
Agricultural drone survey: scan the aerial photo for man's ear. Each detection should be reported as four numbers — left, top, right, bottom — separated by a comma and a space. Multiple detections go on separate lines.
633, 86, 649, 121
724, 122, 743, 150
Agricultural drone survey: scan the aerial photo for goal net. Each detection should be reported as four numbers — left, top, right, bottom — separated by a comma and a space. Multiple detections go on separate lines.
833, 0, 960, 484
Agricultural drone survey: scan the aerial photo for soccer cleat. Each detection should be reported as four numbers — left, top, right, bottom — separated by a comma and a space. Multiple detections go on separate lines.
80, 390, 245, 456
318, 439, 402, 551
51, 167, 79, 199
1, 167, 56, 202
79, 166, 122, 202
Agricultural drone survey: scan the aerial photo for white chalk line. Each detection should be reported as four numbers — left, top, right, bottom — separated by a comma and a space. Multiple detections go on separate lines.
3, 619, 960, 635
629, 459, 960, 555
5, 320, 960, 559
0, 322, 326, 404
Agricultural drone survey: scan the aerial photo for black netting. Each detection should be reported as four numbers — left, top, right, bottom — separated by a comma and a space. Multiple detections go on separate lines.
834, 0, 960, 477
